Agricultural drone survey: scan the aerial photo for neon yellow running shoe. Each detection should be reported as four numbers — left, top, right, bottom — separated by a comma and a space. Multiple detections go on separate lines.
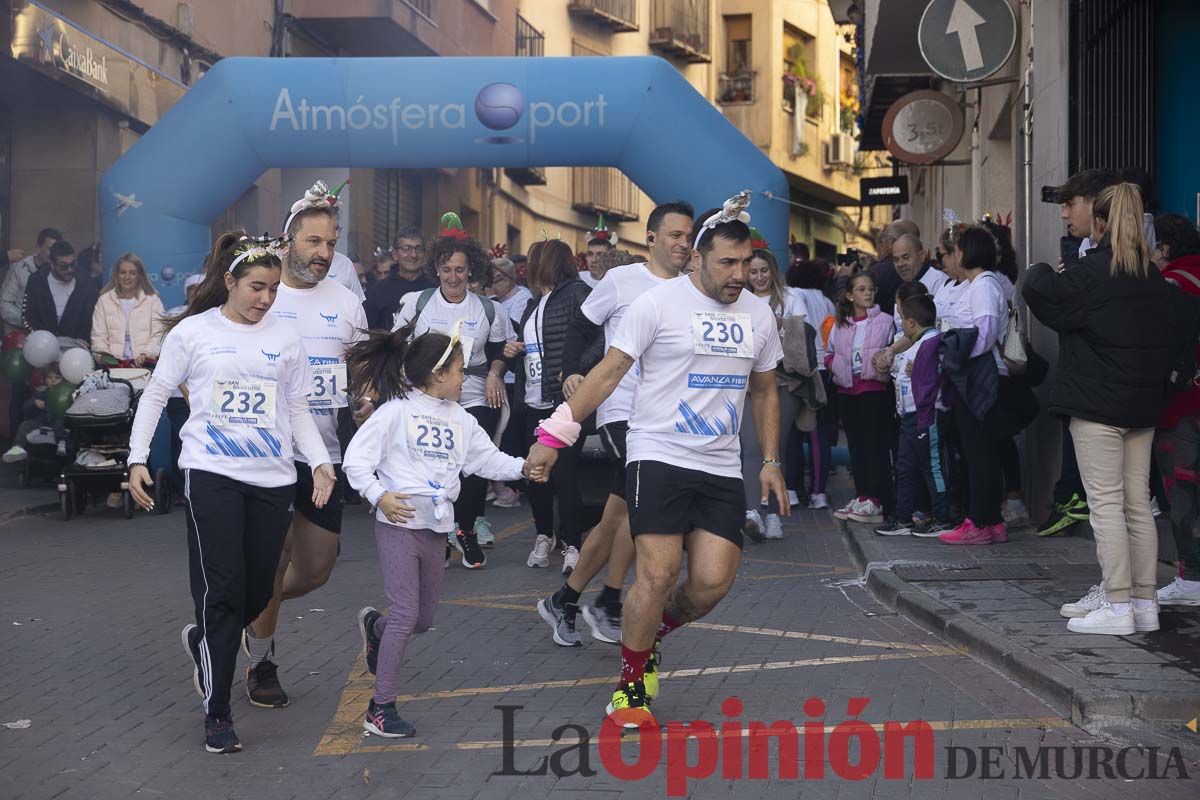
605, 681, 654, 729
643, 642, 661, 700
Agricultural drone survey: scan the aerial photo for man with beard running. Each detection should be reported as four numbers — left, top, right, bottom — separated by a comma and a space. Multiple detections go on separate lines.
527, 193, 787, 723
537, 201, 695, 647
241, 182, 370, 708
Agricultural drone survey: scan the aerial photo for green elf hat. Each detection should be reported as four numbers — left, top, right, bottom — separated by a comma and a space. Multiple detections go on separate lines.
586, 213, 618, 247
439, 211, 470, 241
749, 227, 769, 250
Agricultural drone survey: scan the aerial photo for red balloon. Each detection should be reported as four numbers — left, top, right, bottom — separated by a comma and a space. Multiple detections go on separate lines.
2, 330, 27, 352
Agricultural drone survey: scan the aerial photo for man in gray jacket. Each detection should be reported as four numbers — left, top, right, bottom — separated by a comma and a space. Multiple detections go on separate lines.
1, 227, 61, 334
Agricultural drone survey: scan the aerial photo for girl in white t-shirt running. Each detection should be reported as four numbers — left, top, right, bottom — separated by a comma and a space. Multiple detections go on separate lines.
127, 233, 336, 755
343, 325, 545, 739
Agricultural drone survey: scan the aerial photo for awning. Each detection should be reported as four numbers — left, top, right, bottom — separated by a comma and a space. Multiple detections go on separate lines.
857, 0, 938, 151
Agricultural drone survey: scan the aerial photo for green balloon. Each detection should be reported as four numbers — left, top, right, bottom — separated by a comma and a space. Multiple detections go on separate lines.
0, 349, 30, 382
46, 382, 77, 420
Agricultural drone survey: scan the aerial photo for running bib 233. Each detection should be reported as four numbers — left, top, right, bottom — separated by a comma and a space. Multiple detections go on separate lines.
691, 311, 754, 358
309, 363, 348, 409
407, 413, 462, 464
211, 378, 277, 428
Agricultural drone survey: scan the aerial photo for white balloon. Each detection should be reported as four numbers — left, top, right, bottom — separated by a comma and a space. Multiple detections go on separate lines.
59, 348, 95, 385
22, 330, 60, 368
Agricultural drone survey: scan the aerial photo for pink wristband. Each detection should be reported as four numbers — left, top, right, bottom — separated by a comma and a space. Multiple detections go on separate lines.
536, 427, 570, 449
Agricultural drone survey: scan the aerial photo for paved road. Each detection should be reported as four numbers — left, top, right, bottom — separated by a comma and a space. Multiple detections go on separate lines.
1, 495, 1197, 799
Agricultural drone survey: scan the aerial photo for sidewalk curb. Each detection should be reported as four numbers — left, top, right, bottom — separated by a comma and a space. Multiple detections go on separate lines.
839, 519, 1199, 737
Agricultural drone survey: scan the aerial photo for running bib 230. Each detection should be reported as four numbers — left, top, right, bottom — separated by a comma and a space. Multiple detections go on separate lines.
407, 413, 462, 464
211, 378, 277, 428
691, 311, 754, 358
309, 363, 348, 409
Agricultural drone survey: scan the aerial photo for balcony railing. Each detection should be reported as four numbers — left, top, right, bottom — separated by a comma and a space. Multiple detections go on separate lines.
516, 13, 545, 57
718, 71, 755, 104
571, 168, 640, 221
649, 0, 710, 63
504, 166, 548, 186
568, 0, 639, 33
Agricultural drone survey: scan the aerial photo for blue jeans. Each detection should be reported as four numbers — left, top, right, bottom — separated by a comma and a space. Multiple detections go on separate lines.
895, 412, 950, 523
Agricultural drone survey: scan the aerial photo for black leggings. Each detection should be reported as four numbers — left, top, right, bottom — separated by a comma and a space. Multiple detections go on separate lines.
523, 406, 586, 548
839, 390, 894, 510
454, 405, 499, 533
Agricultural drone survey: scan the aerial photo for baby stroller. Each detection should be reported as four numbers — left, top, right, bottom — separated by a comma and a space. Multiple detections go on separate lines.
57, 369, 172, 520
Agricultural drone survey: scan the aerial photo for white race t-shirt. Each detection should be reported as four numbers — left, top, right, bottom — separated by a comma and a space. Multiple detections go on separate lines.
393, 289, 510, 409
494, 286, 533, 385
964, 272, 1009, 375
579, 271, 600, 288
934, 279, 971, 331
327, 251, 366, 302
919, 265, 949, 296
133, 308, 321, 488
522, 294, 552, 410
580, 262, 671, 427
611, 276, 783, 478
892, 328, 937, 415
789, 287, 835, 369
270, 278, 368, 464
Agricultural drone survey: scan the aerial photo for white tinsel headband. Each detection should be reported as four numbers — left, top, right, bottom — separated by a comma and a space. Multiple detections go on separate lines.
693, 190, 752, 250
284, 179, 346, 234
228, 234, 291, 273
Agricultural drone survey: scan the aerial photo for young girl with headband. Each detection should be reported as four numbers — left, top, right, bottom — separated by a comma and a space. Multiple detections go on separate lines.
127, 232, 337, 754
342, 323, 546, 738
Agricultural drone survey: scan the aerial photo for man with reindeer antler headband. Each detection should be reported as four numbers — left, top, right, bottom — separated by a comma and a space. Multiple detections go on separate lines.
234, 180, 373, 711
525, 190, 787, 725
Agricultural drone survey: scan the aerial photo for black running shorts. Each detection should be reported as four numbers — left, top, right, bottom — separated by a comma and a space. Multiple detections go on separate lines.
626, 460, 745, 548
294, 461, 345, 534
599, 421, 629, 500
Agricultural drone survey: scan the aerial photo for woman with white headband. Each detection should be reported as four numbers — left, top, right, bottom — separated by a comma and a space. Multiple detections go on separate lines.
125, 232, 336, 755
341, 323, 546, 739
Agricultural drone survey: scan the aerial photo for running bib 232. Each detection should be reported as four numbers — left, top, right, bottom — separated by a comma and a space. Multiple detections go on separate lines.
211, 378, 277, 428
691, 311, 754, 358
309, 363, 348, 409
407, 413, 462, 464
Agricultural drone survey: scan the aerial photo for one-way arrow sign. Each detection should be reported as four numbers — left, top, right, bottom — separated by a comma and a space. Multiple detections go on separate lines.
918, 0, 1016, 82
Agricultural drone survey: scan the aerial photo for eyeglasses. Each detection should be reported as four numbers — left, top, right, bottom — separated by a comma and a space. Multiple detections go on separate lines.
395, 244, 425, 255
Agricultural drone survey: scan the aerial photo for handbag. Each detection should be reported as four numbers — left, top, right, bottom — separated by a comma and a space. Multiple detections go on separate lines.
1002, 302, 1028, 372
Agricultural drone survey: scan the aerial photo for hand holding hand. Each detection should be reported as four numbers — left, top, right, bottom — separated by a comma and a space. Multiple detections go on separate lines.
872, 350, 893, 373
562, 374, 584, 400
503, 340, 523, 359
526, 442, 559, 479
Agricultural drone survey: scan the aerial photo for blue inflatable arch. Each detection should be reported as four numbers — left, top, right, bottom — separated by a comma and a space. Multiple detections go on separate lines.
100, 56, 789, 306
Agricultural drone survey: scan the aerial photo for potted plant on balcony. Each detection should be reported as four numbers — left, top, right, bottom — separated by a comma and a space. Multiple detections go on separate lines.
840, 86, 860, 135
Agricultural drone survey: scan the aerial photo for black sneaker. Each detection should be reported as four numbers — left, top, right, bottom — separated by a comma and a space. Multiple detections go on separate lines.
357, 606, 383, 676
204, 713, 243, 754
874, 518, 911, 536
454, 528, 487, 569
181, 623, 203, 698
364, 699, 416, 738
911, 518, 954, 538
1037, 503, 1077, 537
245, 660, 289, 708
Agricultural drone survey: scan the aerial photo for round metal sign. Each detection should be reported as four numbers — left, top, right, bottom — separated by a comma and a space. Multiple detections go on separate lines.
918, 0, 1017, 83
882, 90, 965, 165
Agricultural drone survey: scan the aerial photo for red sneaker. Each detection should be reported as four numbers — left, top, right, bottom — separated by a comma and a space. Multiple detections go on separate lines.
938, 519, 992, 545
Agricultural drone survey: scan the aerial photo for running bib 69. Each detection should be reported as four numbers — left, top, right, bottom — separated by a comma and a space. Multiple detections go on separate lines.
309, 363, 348, 409
407, 413, 462, 464
691, 311, 754, 358
524, 343, 544, 383
211, 378, 277, 428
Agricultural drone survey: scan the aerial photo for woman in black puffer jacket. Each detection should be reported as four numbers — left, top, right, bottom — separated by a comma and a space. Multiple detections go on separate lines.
1023, 183, 1178, 637
512, 239, 592, 579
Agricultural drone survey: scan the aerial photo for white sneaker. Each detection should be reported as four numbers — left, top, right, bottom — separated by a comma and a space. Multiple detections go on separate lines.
1066, 602, 1135, 635
492, 485, 521, 508
787, 490, 801, 507
1001, 498, 1030, 528
1060, 585, 1105, 618
2, 445, 27, 464
744, 510, 766, 542
485, 486, 496, 503
846, 498, 884, 524
833, 497, 866, 521
1157, 577, 1200, 606
1132, 600, 1160, 632
527, 534, 553, 568
808, 493, 830, 510
561, 545, 580, 576
1149, 497, 1162, 518
764, 514, 784, 539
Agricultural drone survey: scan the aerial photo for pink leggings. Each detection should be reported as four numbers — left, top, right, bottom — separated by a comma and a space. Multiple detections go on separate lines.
372, 521, 446, 704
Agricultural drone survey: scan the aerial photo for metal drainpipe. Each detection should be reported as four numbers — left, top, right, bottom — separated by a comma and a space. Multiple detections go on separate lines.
971, 88, 982, 221
1022, 6, 1035, 270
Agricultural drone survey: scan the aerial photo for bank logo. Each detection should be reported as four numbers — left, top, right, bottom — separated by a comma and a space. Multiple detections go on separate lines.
687, 373, 747, 390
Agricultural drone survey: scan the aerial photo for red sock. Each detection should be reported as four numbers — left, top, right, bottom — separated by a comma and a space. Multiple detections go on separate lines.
620, 643, 652, 684
656, 611, 684, 642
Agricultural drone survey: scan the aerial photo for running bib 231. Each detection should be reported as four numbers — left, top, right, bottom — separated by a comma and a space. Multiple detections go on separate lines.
309, 363, 348, 409
691, 311, 754, 358
407, 413, 462, 464
211, 378, 277, 428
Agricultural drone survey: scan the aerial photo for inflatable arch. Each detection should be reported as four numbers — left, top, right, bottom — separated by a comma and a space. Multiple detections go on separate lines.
100, 56, 789, 306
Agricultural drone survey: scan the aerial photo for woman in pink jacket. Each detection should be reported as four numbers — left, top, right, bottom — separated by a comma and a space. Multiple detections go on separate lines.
91, 254, 166, 366
827, 271, 894, 524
